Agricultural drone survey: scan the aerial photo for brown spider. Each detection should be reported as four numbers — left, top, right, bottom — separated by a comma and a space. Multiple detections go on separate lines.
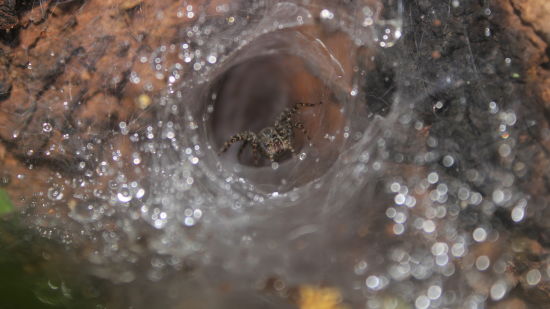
219, 102, 321, 163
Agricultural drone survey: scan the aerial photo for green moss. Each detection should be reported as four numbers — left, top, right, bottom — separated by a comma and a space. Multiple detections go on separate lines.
0, 189, 14, 215
0, 218, 106, 308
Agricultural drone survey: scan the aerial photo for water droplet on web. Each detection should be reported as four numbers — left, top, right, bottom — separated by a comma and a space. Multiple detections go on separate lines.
475, 255, 490, 271
427, 285, 442, 300
490, 280, 508, 301
47, 279, 59, 290
136, 188, 146, 199
298, 152, 307, 160
320, 9, 334, 20
511, 204, 525, 222
433, 101, 444, 112
354, 260, 368, 275
47, 186, 64, 201
96, 161, 111, 176
427, 172, 439, 184
526, 269, 542, 285
119, 122, 129, 135
442, 155, 455, 167
415, 295, 430, 309
0, 172, 10, 187
489, 101, 499, 114
324, 134, 335, 142
132, 153, 142, 165
117, 185, 133, 203
142, 205, 168, 229
42, 122, 53, 133
183, 217, 195, 226
68, 199, 103, 223
271, 162, 279, 170
378, 25, 402, 48
473, 227, 487, 242
207, 55, 217, 64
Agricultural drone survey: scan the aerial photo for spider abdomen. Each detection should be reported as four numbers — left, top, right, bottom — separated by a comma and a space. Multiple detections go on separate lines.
258, 126, 295, 160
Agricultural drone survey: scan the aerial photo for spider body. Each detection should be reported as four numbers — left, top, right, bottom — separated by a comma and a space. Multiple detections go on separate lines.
257, 126, 293, 160
219, 102, 320, 163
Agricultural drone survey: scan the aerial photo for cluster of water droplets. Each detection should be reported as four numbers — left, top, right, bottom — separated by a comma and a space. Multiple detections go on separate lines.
318, 0, 403, 47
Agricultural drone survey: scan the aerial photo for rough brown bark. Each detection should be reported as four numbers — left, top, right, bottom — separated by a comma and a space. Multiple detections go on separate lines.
0, 0, 17, 30
0, 0, 203, 206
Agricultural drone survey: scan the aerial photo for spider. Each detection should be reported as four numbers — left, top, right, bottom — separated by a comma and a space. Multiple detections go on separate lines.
219, 102, 322, 163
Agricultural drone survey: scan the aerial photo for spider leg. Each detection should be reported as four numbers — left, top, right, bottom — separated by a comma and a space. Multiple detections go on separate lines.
289, 145, 296, 155
293, 101, 321, 110
294, 121, 311, 141
276, 101, 322, 124
237, 141, 249, 160
219, 131, 256, 154
251, 141, 260, 165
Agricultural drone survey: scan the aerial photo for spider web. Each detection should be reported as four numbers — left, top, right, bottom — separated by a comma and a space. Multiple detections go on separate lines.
0, 0, 547, 307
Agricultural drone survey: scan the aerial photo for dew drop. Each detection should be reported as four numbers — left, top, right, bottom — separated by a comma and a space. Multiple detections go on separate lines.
442, 155, 455, 167
526, 269, 542, 285
473, 227, 487, 242
68, 199, 103, 223
354, 260, 368, 275
132, 153, 142, 165
475, 255, 490, 271
490, 282, 507, 301
511, 205, 525, 222
365, 275, 380, 290
320, 9, 334, 20
42, 122, 53, 133
415, 295, 430, 309
207, 55, 217, 64
96, 161, 111, 176
427, 285, 442, 300
47, 186, 64, 201
117, 186, 133, 203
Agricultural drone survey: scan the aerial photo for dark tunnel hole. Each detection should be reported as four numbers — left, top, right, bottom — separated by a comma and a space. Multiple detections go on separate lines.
208, 54, 332, 168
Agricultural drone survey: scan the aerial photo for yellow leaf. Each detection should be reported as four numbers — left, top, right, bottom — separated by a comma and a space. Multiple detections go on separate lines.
298, 285, 348, 309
